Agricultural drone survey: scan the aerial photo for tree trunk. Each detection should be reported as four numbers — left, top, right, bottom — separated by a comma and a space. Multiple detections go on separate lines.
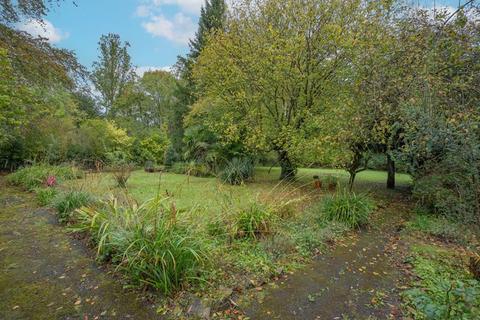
387, 154, 396, 189
348, 172, 357, 192
277, 150, 296, 180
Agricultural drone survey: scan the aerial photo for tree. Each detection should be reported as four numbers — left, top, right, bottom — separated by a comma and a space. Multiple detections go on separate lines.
92, 33, 136, 116
172, 0, 227, 156
0, 0, 63, 24
189, 0, 227, 60
194, 0, 363, 180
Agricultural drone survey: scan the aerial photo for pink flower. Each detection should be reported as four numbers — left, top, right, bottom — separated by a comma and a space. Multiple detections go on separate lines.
46, 176, 57, 187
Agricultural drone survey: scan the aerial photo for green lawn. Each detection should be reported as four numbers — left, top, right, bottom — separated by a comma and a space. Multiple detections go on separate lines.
69, 167, 411, 210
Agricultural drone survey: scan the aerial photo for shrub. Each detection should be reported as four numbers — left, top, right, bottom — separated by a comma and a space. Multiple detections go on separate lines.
7, 164, 81, 190
52, 190, 94, 222
412, 173, 478, 223
220, 157, 254, 185
34, 187, 58, 206
163, 145, 179, 167
320, 190, 375, 229
170, 161, 211, 177
144, 160, 155, 173
73, 197, 207, 294
112, 164, 134, 188
106, 151, 134, 188
403, 245, 480, 319
235, 202, 274, 239
406, 211, 471, 245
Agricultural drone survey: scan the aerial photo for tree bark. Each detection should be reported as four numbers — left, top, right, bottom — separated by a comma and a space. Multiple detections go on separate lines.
387, 154, 396, 189
348, 172, 357, 192
277, 150, 296, 180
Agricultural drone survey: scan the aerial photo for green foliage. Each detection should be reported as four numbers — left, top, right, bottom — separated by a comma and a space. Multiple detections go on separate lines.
7, 164, 81, 190
406, 210, 474, 246
163, 145, 179, 167
170, 161, 211, 177
106, 151, 134, 188
220, 157, 254, 185
320, 191, 375, 229
52, 190, 94, 223
406, 113, 480, 223
73, 197, 207, 294
34, 187, 58, 206
91, 33, 135, 115
234, 202, 274, 239
403, 245, 480, 319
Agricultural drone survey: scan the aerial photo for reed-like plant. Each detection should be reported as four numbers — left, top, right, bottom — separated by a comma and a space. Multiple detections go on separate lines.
73, 196, 207, 294
321, 190, 375, 229
52, 190, 94, 222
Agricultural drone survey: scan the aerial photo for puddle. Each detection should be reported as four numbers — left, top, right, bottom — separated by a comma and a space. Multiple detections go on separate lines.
0, 180, 160, 319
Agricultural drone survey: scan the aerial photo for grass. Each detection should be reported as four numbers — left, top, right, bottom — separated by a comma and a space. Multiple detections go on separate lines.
402, 244, 480, 319
318, 190, 375, 229
65, 167, 411, 209
73, 196, 207, 294
58, 166, 411, 313
7, 164, 82, 190
52, 190, 94, 222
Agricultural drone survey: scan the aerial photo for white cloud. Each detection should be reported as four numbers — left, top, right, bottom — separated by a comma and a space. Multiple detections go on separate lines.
142, 13, 196, 44
17, 19, 69, 44
136, 65, 172, 77
152, 0, 203, 15
135, 5, 152, 17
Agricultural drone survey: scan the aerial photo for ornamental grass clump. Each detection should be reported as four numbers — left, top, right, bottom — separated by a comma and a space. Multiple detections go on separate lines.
73, 197, 207, 294
220, 157, 254, 185
234, 201, 275, 239
52, 190, 94, 223
321, 190, 375, 229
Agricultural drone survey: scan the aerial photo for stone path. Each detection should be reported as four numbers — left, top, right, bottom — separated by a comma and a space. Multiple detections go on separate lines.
0, 180, 160, 320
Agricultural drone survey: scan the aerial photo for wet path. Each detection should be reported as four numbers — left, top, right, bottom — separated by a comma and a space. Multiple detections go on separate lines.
244, 203, 405, 320
0, 181, 160, 320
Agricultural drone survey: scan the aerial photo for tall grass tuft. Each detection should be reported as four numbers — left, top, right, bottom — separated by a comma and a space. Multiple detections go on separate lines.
34, 187, 58, 206
235, 201, 275, 239
52, 190, 94, 222
7, 164, 81, 190
220, 157, 254, 185
321, 190, 375, 229
73, 197, 207, 294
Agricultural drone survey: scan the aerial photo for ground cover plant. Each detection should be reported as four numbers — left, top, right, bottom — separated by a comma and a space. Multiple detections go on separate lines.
6, 164, 81, 190
52, 190, 94, 223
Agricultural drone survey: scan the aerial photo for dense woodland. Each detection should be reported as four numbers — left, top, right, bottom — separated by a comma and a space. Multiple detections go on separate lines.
1, 0, 480, 318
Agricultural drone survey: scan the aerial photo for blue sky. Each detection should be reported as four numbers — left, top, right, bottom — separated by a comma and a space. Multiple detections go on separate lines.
15, 0, 465, 74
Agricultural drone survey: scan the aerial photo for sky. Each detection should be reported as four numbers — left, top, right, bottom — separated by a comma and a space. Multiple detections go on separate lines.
15, 0, 465, 75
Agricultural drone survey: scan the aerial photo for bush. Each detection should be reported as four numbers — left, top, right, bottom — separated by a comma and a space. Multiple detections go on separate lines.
73, 197, 207, 294
7, 164, 81, 190
320, 190, 375, 229
34, 187, 58, 206
406, 211, 472, 245
220, 157, 254, 185
403, 245, 480, 319
106, 151, 134, 188
235, 202, 274, 239
412, 173, 478, 223
52, 190, 94, 222
170, 161, 211, 177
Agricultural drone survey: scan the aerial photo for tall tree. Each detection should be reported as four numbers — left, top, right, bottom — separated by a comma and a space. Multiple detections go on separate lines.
91, 33, 135, 116
194, 0, 363, 180
171, 0, 227, 155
